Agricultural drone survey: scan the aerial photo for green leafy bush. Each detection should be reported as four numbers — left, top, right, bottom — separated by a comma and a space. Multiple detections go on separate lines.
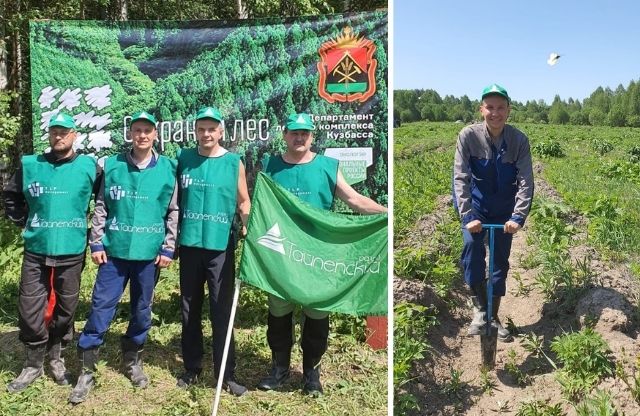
551, 328, 613, 400
591, 139, 614, 155
532, 140, 565, 158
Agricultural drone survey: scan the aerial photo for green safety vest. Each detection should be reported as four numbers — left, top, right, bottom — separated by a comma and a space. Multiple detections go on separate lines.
263, 154, 338, 210
103, 153, 177, 260
178, 149, 239, 250
22, 154, 96, 256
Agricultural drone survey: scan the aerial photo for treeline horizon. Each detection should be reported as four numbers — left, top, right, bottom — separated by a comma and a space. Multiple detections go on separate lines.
394, 78, 640, 127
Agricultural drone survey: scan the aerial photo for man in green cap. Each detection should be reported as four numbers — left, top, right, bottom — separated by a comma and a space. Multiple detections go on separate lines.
69, 110, 179, 403
257, 112, 387, 396
452, 84, 534, 342
175, 106, 250, 396
3, 112, 98, 393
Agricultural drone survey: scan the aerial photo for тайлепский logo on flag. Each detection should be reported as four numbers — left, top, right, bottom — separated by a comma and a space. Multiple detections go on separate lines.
257, 223, 286, 255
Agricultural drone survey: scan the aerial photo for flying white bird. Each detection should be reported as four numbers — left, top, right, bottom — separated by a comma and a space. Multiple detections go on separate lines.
547, 53, 561, 66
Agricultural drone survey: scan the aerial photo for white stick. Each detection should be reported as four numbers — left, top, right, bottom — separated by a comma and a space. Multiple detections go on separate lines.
211, 278, 241, 416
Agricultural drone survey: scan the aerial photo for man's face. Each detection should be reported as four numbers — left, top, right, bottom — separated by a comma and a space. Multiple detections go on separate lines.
48, 127, 76, 155
129, 120, 157, 151
480, 95, 510, 132
195, 119, 223, 149
283, 129, 313, 154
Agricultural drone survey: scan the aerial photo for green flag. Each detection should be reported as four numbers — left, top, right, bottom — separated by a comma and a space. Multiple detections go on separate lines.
239, 172, 388, 316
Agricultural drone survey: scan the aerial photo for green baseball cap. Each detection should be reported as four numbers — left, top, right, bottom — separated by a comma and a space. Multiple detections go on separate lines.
481, 84, 510, 102
285, 113, 315, 131
130, 111, 157, 126
195, 106, 223, 122
48, 112, 76, 129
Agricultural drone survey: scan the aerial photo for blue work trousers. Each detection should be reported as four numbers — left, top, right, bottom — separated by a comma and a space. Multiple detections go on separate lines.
78, 257, 157, 350
461, 219, 513, 297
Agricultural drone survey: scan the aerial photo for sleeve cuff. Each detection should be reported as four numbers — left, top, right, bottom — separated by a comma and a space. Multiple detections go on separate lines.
89, 244, 105, 253
510, 214, 526, 226
462, 212, 479, 226
159, 248, 174, 259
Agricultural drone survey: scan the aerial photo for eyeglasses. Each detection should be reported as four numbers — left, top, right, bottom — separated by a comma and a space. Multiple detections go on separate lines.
49, 128, 74, 138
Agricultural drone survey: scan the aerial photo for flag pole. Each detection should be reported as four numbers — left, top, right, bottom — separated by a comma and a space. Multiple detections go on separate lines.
211, 278, 241, 416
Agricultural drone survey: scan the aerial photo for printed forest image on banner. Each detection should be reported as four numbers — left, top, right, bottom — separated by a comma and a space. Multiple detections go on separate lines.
29, 12, 388, 206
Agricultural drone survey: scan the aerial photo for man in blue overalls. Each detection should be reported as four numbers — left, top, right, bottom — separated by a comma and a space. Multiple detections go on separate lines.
453, 84, 534, 342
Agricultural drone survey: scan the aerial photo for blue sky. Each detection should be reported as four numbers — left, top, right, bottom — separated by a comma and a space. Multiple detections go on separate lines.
394, 1, 640, 104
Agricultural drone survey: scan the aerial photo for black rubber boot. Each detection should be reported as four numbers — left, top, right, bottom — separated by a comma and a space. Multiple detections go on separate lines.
302, 354, 323, 397
467, 281, 487, 336
490, 297, 513, 342
121, 338, 149, 388
48, 342, 71, 385
300, 315, 329, 397
7, 344, 46, 393
258, 312, 294, 390
68, 348, 99, 404
257, 351, 291, 391
223, 376, 248, 396
177, 368, 201, 389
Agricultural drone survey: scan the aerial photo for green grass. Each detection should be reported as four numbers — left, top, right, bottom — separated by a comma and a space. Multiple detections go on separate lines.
520, 123, 640, 261
0, 223, 387, 415
393, 121, 460, 237
393, 122, 462, 291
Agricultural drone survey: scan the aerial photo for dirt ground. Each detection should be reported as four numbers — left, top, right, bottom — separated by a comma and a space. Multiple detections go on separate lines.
395, 177, 640, 415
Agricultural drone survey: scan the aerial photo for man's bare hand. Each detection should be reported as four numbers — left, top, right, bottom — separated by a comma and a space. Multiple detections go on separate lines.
504, 221, 522, 234
465, 220, 483, 233
91, 251, 108, 265
155, 255, 172, 268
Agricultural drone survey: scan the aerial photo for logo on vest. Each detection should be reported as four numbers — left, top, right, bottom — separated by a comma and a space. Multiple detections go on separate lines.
31, 213, 41, 227
28, 182, 43, 197
107, 216, 164, 234
107, 185, 148, 201
285, 187, 312, 198
256, 222, 382, 276
180, 174, 215, 190
181, 174, 194, 189
28, 213, 85, 229
109, 186, 126, 200
109, 216, 119, 230
182, 210, 229, 224
27, 182, 67, 197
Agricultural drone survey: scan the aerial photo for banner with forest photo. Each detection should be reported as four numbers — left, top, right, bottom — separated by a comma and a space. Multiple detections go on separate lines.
29, 12, 388, 208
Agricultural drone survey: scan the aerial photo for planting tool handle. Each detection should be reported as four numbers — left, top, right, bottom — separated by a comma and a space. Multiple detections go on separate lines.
211, 278, 241, 416
482, 224, 503, 335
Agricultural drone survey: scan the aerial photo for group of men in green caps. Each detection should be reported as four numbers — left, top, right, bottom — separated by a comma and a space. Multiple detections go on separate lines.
3, 106, 387, 402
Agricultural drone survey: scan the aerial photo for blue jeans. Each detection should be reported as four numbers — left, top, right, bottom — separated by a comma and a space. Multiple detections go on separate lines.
78, 257, 157, 349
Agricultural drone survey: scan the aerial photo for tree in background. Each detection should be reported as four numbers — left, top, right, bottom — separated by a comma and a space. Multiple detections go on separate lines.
395, 78, 640, 128
1, 0, 386, 172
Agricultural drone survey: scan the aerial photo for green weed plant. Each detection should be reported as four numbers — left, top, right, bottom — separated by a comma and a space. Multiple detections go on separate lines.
515, 400, 564, 416
393, 302, 438, 415
532, 140, 565, 158
550, 328, 613, 401
591, 139, 614, 155
574, 389, 620, 416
